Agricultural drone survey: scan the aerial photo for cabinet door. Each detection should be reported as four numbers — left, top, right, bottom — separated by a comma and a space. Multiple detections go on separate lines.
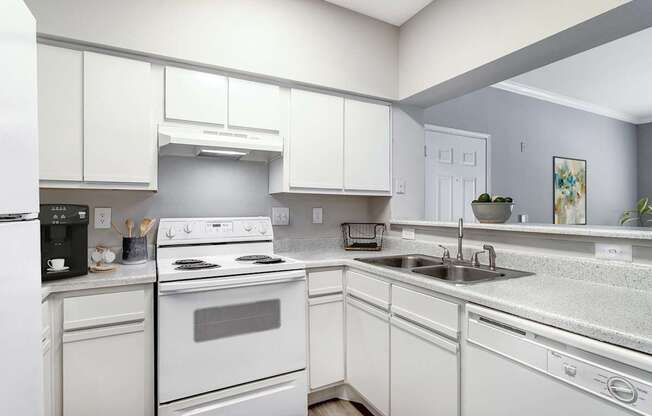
346, 297, 389, 415
63, 323, 145, 416
42, 340, 52, 416
309, 295, 344, 389
289, 89, 343, 189
228, 78, 279, 131
165, 66, 227, 125
344, 99, 391, 191
391, 317, 459, 416
37, 44, 83, 181
83, 52, 153, 183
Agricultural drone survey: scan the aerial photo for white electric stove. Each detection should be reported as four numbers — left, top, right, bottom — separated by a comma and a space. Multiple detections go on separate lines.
156, 217, 308, 416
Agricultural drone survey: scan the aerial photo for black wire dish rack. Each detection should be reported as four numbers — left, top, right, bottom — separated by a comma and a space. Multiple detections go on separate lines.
341, 223, 386, 251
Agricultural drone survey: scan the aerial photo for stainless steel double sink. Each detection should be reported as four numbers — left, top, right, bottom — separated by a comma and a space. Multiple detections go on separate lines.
355, 254, 533, 285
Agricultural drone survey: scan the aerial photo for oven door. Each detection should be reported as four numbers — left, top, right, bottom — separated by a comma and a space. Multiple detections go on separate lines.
158, 270, 306, 404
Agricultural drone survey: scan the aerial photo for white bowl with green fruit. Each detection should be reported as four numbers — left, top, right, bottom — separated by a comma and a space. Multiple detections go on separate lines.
471, 194, 515, 223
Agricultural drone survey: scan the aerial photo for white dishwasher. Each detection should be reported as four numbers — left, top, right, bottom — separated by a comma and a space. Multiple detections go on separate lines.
464, 304, 652, 416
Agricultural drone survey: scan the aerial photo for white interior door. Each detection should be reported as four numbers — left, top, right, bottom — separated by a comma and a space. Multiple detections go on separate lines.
425, 128, 487, 222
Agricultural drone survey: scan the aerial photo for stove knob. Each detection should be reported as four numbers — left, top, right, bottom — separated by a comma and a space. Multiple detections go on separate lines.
244, 223, 253, 232
258, 223, 268, 235
183, 223, 193, 234
165, 227, 176, 239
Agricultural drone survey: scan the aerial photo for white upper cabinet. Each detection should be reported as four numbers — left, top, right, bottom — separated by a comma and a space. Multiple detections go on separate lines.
165, 66, 227, 125
84, 52, 153, 184
344, 99, 391, 192
289, 89, 344, 189
228, 78, 280, 131
37, 44, 83, 181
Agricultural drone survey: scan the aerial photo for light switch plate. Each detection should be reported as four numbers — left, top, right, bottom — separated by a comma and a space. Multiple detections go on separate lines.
402, 227, 415, 240
595, 243, 632, 262
312, 207, 323, 224
271, 207, 290, 226
395, 178, 406, 194
94, 207, 111, 229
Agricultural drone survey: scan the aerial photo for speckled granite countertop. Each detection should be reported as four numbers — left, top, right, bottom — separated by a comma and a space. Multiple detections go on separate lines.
281, 249, 652, 355
41, 261, 156, 300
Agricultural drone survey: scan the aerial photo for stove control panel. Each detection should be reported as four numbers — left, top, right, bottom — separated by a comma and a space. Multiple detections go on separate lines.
157, 217, 273, 245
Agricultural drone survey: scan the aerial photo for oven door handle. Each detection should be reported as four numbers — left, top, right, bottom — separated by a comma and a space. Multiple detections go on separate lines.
158, 270, 306, 295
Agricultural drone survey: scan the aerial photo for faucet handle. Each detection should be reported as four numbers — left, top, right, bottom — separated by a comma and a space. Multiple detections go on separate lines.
471, 250, 486, 267
438, 245, 450, 261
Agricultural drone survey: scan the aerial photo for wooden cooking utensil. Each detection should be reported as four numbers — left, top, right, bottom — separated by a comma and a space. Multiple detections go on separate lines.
111, 221, 124, 236
141, 218, 156, 237
126, 218, 134, 238
140, 217, 154, 237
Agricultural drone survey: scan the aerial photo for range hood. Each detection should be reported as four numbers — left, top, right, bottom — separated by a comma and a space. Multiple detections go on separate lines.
158, 124, 283, 162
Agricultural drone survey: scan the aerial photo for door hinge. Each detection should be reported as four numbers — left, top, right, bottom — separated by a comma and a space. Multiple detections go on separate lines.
424, 145, 427, 157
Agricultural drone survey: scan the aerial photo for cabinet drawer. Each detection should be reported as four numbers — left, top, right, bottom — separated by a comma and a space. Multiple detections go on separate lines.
308, 268, 343, 296
63, 289, 145, 331
347, 270, 389, 309
391, 285, 459, 339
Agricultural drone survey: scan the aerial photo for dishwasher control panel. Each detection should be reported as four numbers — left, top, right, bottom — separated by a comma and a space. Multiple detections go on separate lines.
549, 350, 651, 415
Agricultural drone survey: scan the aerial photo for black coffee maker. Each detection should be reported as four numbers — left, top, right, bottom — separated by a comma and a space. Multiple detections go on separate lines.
40, 204, 89, 281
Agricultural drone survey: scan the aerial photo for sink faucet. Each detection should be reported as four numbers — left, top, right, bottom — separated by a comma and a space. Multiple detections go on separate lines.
483, 244, 496, 270
456, 218, 464, 261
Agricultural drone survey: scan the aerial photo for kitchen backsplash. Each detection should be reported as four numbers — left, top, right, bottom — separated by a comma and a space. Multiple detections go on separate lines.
40, 156, 379, 248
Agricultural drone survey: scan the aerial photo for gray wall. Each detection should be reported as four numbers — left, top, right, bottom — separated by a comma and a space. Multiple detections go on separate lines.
40, 156, 372, 248
424, 87, 638, 225
638, 123, 652, 199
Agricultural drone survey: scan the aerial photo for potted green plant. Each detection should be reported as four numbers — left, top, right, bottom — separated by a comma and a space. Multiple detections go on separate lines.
619, 197, 652, 226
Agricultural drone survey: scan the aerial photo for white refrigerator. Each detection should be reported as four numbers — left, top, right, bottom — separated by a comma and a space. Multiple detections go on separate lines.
0, 1, 43, 416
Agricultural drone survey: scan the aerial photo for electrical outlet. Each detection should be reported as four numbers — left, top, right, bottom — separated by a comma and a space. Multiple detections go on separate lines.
402, 227, 415, 240
312, 208, 323, 224
595, 243, 632, 262
271, 207, 289, 226
94, 207, 111, 229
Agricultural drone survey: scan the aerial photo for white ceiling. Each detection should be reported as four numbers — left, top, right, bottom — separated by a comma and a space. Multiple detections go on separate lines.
324, 0, 433, 26
501, 26, 652, 125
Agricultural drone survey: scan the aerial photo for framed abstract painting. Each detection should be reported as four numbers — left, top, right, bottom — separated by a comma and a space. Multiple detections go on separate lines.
553, 157, 587, 225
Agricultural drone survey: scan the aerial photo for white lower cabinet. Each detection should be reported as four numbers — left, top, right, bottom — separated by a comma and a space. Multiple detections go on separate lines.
390, 316, 459, 416
63, 323, 146, 416
309, 294, 345, 389
42, 299, 53, 416
42, 339, 53, 416
61, 288, 151, 416
346, 296, 390, 415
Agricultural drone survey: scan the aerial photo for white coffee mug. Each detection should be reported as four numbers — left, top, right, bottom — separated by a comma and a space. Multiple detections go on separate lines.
47, 258, 65, 270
